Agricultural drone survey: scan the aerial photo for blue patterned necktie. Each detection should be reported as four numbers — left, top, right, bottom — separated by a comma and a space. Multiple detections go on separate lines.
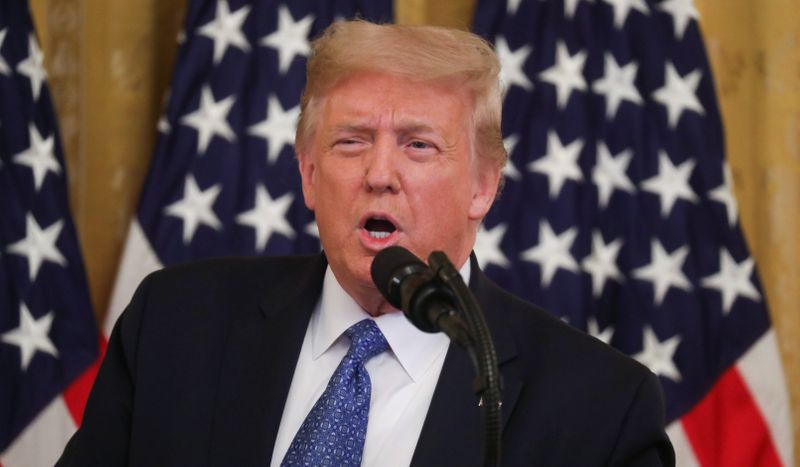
281, 319, 389, 466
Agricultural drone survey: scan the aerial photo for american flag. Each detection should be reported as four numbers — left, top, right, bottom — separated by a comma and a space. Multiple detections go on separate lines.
0, 1, 99, 466
101, 0, 793, 466
471, 0, 793, 465
105, 0, 393, 327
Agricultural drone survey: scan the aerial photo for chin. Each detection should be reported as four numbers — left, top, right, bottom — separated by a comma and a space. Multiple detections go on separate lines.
328, 253, 373, 289
353, 259, 377, 290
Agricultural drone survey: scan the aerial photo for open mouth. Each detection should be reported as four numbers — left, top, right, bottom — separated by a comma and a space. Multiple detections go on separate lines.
364, 217, 397, 239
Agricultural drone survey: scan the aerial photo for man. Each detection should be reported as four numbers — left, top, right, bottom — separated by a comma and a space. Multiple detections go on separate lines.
58, 21, 674, 466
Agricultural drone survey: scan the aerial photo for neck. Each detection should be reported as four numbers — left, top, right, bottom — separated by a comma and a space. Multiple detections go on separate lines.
351, 282, 398, 317
342, 252, 473, 318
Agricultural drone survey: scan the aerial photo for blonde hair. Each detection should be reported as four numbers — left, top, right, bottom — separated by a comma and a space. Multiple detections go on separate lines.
295, 20, 507, 174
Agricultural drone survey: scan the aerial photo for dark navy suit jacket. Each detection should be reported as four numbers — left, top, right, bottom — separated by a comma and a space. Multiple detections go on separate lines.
57, 254, 674, 466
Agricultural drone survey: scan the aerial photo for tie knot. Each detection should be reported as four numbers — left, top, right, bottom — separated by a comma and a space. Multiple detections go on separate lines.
345, 319, 389, 363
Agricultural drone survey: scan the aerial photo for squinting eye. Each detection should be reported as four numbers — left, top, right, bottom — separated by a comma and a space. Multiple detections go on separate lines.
334, 138, 364, 149
409, 140, 432, 150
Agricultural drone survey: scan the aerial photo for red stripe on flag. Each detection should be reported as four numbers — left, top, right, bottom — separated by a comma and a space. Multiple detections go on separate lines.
682, 366, 783, 467
62, 336, 108, 426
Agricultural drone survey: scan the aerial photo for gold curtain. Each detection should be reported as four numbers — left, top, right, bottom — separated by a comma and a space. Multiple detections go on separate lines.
28, 0, 187, 321
30, 0, 799, 459
697, 0, 800, 462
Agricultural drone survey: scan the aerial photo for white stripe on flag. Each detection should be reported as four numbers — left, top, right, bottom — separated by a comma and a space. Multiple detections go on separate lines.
667, 421, 701, 467
104, 220, 163, 336
0, 396, 75, 467
737, 329, 794, 467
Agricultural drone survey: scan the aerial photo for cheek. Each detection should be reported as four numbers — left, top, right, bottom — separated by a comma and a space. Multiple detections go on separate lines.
313, 164, 364, 226
409, 175, 472, 223
315, 162, 356, 198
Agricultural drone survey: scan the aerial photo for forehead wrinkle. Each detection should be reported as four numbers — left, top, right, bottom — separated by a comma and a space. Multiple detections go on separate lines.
323, 86, 467, 150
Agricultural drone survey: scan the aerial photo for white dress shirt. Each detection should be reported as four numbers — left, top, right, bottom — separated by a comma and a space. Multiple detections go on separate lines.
270, 263, 470, 466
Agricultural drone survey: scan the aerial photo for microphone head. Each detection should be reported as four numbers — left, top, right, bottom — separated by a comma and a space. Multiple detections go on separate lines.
371, 246, 427, 308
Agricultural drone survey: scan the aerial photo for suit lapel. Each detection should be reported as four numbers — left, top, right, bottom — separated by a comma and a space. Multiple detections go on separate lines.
205, 253, 522, 465
207, 255, 327, 466
411, 257, 523, 466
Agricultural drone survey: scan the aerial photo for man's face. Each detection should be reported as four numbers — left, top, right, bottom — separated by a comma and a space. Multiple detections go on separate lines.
298, 72, 499, 313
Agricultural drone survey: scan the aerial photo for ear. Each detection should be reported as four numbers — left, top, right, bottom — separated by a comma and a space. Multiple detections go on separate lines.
297, 150, 316, 211
468, 164, 501, 221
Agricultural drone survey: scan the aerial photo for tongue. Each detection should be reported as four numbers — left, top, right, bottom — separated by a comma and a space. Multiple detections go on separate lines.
365, 218, 396, 233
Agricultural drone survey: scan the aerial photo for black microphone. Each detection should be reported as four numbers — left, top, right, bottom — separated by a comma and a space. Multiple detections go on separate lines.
371, 246, 472, 345
372, 246, 502, 466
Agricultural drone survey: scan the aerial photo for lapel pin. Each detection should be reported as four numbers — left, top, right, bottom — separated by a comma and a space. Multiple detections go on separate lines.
478, 398, 503, 408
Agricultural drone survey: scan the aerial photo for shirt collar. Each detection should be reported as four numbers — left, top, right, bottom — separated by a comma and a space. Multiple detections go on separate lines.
311, 260, 470, 382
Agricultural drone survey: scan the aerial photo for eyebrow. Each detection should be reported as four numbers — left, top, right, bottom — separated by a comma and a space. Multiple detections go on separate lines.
329, 121, 438, 135
330, 123, 373, 134
397, 123, 437, 135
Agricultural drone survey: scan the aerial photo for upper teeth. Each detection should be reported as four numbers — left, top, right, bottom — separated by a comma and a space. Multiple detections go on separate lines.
369, 231, 390, 239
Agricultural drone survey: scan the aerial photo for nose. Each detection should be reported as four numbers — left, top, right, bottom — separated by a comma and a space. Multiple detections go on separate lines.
363, 137, 400, 194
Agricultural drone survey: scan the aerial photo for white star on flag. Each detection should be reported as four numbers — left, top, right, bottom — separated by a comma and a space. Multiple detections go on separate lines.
657, 0, 700, 40
16, 34, 47, 101
507, 0, 523, 14
197, 0, 251, 65
564, 0, 594, 18
1, 304, 59, 371
158, 115, 171, 134
587, 317, 615, 345
260, 5, 314, 74
157, 88, 173, 134
6, 214, 66, 282
600, 0, 649, 29
180, 85, 236, 155
592, 143, 635, 209
247, 95, 300, 164
495, 36, 534, 95
581, 231, 625, 297
521, 221, 579, 287
708, 163, 738, 227
640, 151, 698, 218
701, 248, 761, 315
634, 326, 682, 382
305, 220, 320, 239
0, 28, 10, 76
164, 175, 223, 244
475, 223, 510, 269
502, 134, 522, 181
652, 62, 704, 128
235, 184, 295, 251
592, 53, 642, 120
539, 41, 587, 109
12, 123, 60, 191
528, 130, 584, 198
632, 239, 692, 306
